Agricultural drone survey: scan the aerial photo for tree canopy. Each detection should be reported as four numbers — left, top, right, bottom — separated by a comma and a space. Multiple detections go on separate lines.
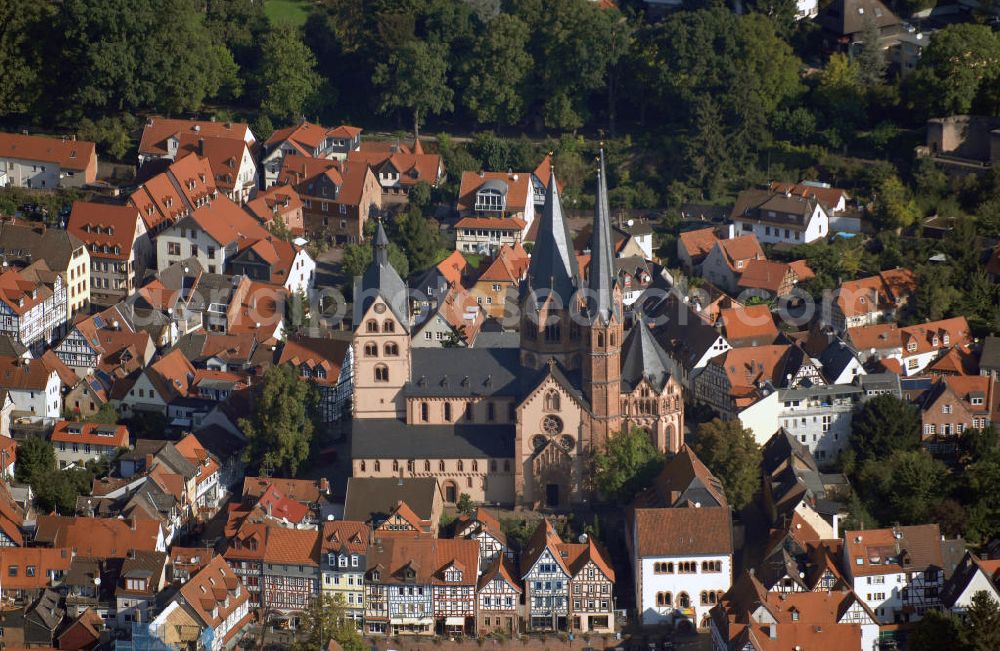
593, 427, 664, 503
849, 394, 921, 465
239, 364, 319, 477
692, 419, 762, 510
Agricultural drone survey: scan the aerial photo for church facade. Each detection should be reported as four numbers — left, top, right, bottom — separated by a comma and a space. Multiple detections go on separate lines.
350, 153, 683, 509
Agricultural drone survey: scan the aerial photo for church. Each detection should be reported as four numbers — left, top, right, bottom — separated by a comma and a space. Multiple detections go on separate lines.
349, 152, 684, 509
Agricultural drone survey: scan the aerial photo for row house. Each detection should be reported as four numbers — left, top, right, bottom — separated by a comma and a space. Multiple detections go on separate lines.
700, 235, 766, 295
33, 515, 167, 559
710, 571, 879, 651
150, 556, 253, 651
940, 552, 1000, 616
0, 547, 73, 604
129, 153, 218, 236
630, 447, 733, 629
409, 250, 469, 317
469, 243, 530, 321
321, 521, 371, 627
455, 170, 536, 254
916, 375, 998, 454
736, 258, 814, 298
245, 184, 305, 235
0, 132, 97, 189
137, 117, 255, 167
0, 220, 91, 318
0, 261, 67, 353
224, 522, 267, 607
261, 527, 322, 622
54, 304, 155, 377
347, 139, 445, 203
278, 335, 353, 423
454, 508, 513, 568
694, 344, 790, 421
847, 316, 972, 376
477, 557, 522, 635
276, 153, 382, 244
730, 186, 830, 245
777, 383, 864, 464
113, 550, 168, 631
677, 227, 720, 274
175, 132, 258, 203
68, 201, 151, 302
263, 121, 362, 186
520, 521, 581, 633
174, 433, 225, 514
829, 268, 917, 332
719, 304, 779, 349
0, 355, 63, 418
842, 524, 950, 624
50, 420, 129, 468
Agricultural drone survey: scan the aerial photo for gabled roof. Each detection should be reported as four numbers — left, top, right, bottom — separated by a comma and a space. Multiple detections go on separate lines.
146, 348, 197, 402
737, 259, 805, 294
633, 506, 733, 557
263, 526, 321, 566
478, 556, 522, 592
357, 221, 410, 331
321, 520, 371, 555
344, 477, 438, 526
816, 0, 900, 36
68, 202, 142, 261
476, 243, 530, 283
835, 268, 917, 319
50, 421, 129, 448
769, 181, 850, 210
0, 355, 57, 391
347, 148, 443, 188
278, 335, 350, 387
457, 171, 532, 213
714, 235, 765, 270
0, 132, 95, 171
558, 538, 615, 582
266, 121, 360, 153
245, 185, 303, 227
176, 133, 252, 194
678, 227, 720, 260
34, 515, 162, 559
720, 304, 779, 346
637, 445, 728, 509
242, 476, 326, 503
139, 117, 253, 157
843, 524, 945, 576
521, 519, 569, 577
129, 154, 217, 231
177, 555, 249, 630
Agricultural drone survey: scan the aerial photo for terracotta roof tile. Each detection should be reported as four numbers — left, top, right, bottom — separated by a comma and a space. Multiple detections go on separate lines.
0, 132, 95, 171
678, 227, 719, 259
139, 117, 253, 158
633, 506, 733, 557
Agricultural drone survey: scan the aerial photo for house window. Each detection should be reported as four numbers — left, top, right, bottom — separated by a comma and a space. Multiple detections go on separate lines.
655, 592, 672, 607
374, 365, 389, 382
384, 342, 399, 356
168, 242, 181, 256
444, 403, 453, 422
366, 320, 378, 333
383, 320, 395, 333
421, 402, 429, 422
364, 342, 378, 357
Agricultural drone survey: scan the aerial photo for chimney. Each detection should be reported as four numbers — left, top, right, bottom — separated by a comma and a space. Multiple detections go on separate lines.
198, 138, 205, 156
145, 453, 154, 469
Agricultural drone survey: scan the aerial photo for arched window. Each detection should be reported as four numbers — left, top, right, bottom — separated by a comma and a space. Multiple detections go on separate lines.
420, 402, 429, 422
407, 460, 415, 473
678, 592, 690, 608
472, 460, 478, 472
666, 562, 674, 573
597, 332, 605, 347
487, 402, 495, 422
374, 365, 389, 382
467, 476, 473, 488
700, 591, 709, 605
382, 320, 395, 333
656, 592, 672, 607
424, 460, 431, 472
374, 460, 381, 472
366, 320, 378, 333
364, 342, 378, 357
504, 460, 511, 472
360, 460, 366, 472
490, 460, 497, 472
464, 402, 473, 421
457, 460, 464, 472
544, 390, 560, 412
384, 342, 399, 356
610, 332, 616, 346
439, 460, 446, 472
392, 460, 399, 472
444, 403, 453, 422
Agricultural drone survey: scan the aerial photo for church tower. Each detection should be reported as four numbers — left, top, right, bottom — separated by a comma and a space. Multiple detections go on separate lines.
520, 168, 582, 371
581, 150, 623, 446
352, 221, 411, 420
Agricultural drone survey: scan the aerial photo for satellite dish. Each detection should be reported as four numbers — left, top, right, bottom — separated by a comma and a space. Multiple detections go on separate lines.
327, 514, 335, 521
627, 219, 635, 227
93, 577, 102, 586
578, 533, 589, 543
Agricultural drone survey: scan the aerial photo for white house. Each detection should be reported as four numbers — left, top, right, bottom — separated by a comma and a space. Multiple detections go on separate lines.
521, 520, 572, 631
842, 524, 948, 624
730, 188, 830, 245
941, 552, 1000, 616
699, 235, 765, 294
0, 357, 62, 418
777, 384, 863, 465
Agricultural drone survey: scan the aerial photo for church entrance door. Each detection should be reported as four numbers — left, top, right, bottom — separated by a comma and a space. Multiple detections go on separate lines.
545, 483, 559, 507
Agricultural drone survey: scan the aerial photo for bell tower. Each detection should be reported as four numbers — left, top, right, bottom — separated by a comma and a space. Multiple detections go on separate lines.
519, 167, 582, 371
581, 150, 623, 447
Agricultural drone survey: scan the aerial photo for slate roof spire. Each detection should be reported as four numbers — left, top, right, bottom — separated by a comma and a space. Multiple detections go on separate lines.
526, 166, 579, 306
356, 219, 409, 331
620, 319, 673, 393
588, 148, 618, 323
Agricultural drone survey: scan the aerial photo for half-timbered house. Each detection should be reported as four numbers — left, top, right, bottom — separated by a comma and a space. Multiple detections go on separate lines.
521, 520, 571, 632
432, 539, 480, 635
454, 508, 513, 567
477, 557, 522, 635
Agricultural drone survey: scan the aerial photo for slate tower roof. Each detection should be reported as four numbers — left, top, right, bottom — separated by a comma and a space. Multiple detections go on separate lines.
587, 149, 619, 324
357, 221, 409, 330
620, 320, 674, 393
525, 169, 579, 307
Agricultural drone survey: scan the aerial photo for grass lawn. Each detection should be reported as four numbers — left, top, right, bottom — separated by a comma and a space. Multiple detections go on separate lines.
265, 0, 312, 27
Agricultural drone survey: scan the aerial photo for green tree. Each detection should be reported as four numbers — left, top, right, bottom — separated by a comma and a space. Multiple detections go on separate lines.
875, 175, 920, 230
34, 468, 93, 514
814, 53, 866, 148
238, 365, 319, 477
686, 94, 730, 199
374, 40, 453, 139
87, 403, 119, 425
15, 437, 55, 485
408, 181, 432, 214
461, 14, 532, 127
978, 198, 1000, 238
291, 593, 365, 651
849, 394, 920, 465
456, 493, 475, 516
593, 427, 665, 503
257, 26, 322, 123
908, 24, 1000, 117
692, 419, 762, 510
394, 207, 445, 272
342, 241, 409, 283
910, 264, 962, 322
965, 590, 1000, 651
0, 1, 53, 115
858, 450, 949, 524
856, 17, 887, 87
908, 608, 968, 651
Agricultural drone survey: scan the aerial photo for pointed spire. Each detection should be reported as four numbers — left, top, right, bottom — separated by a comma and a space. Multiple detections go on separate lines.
588, 149, 617, 323
373, 219, 389, 265
412, 138, 424, 155
620, 319, 673, 393
526, 167, 579, 305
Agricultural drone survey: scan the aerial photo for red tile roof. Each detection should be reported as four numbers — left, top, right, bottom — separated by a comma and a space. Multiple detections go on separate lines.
0, 267, 49, 316
242, 476, 325, 503
139, 117, 253, 158
633, 506, 733, 557
0, 547, 73, 590
177, 556, 251, 636
176, 133, 251, 195
454, 216, 527, 231
245, 185, 303, 226
457, 171, 533, 213
476, 243, 530, 283
68, 202, 142, 261
716, 235, 765, 270
769, 181, 849, 209
678, 227, 719, 260
278, 336, 350, 387
843, 524, 943, 576
263, 526, 320, 566
321, 520, 371, 554
836, 268, 917, 319
50, 421, 129, 448
34, 515, 161, 558
129, 154, 217, 231
0, 356, 57, 391
347, 149, 443, 188
720, 304, 779, 345
0, 132, 95, 171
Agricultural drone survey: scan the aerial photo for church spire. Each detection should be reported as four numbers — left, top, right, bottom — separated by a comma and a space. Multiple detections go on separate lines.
357, 219, 409, 331
373, 219, 390, 266
526, 167, 579, 305
588, 148, 618, 323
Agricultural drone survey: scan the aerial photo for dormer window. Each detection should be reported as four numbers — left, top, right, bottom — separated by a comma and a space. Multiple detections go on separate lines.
371, 570, 380, 581
907, 342, 917, 353
932, 336, 939, 346
943, 334, 950, 346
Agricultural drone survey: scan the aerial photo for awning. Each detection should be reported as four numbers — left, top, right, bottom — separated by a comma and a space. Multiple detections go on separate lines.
444, 617, 465, 626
